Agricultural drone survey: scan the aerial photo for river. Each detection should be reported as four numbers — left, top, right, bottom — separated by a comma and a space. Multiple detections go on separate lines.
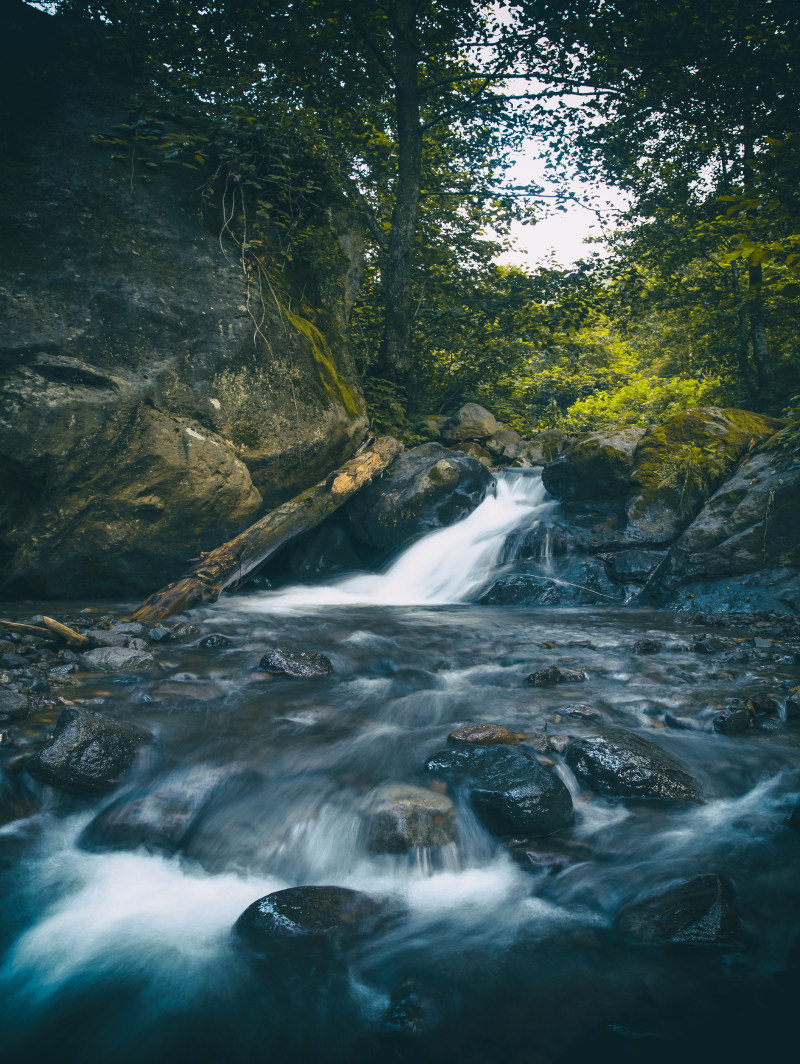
1, 472, 798, 1062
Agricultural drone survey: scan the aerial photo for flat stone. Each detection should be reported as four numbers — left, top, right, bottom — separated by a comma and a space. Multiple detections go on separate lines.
447, 724, 520, 747
80, 647, 158, 672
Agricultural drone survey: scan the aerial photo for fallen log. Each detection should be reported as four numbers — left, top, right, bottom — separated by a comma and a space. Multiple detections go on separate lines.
130, 435, 400, 625
42, 616, 91, 647
0, 619, 56, 641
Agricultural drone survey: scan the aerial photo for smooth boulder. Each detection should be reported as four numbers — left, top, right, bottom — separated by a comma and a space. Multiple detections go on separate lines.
26, 707, 146, 795
565, 729, 701, 801
441, 403, 497, 442
80, 647, 158, 672
425, 744, 574, 836
543, 425, 644, 503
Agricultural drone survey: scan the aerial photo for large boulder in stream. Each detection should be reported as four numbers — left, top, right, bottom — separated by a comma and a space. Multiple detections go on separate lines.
441, 403, 498, 442
565, 729, 701, 801
25, 707, 147, 796
235, 885, 399, 957
425, 744, 574, 836
344, 443, 492, 551
0, 4, 367, 599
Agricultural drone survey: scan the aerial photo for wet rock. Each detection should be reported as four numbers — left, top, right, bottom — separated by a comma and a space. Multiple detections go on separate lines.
148, 624, 172, 643
447, 724, 520, 747
25, 707, 147, 795
484, 429, 522, 457
549, 735, 570, 755
525, 730, 551, 753
235, 885, 396, 955
694, 636, 726, 654
786, 805, 800, 831
0, 689, 29, 719
344, 442, 492, 552
543, 425, 645, 503
169, 622, 201, 642
441, 403, 497, 442
79, 765, 231, 853
0, 652, 28, 669
198, 634, 233, 649
507, 840, 576, 875
256, 649, 333, 678
609, 551, 667, 584
80, 646, 158, 672
361, 783, 457, 853
561, 703, 604, 721
565, 729, 702, 801
753, 717, 784, 735
616, 873, 745, 945
712, 707, 752, 735
527, 665, 586, 687
664, 713, 710, 733
632, 638, 662, 654
86, 628, 137, 648
425, 744, 574, 836
784, 687, 800, 719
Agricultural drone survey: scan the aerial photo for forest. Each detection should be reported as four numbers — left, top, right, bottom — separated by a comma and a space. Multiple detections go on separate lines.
54, 0, 800, 436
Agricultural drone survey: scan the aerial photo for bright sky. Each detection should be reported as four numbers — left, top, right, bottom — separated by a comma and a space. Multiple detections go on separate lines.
494, 149, 630, 270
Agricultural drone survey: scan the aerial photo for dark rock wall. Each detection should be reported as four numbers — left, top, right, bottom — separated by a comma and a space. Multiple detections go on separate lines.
0, 4, 367, 598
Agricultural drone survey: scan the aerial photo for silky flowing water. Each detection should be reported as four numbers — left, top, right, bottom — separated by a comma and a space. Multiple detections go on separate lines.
1, 472, 798, 1063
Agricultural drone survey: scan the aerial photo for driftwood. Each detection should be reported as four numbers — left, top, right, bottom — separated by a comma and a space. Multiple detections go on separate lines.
0, 616, 89, 646
131, 435, 400, 625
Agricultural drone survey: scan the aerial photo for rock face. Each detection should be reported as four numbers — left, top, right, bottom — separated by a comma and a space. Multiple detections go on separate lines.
235, 885, 395, 955
0, 5, 367, 598
25, 707, 146, 795
425, 745, 574, 836
361, 783, 457, 853
344, 443, 492, 551
543, 426, 645, 503
565, 729, 701, 801
616, 874, 745, 945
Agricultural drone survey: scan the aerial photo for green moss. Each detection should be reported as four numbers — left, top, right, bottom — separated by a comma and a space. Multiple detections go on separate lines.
279, 304, 364, 418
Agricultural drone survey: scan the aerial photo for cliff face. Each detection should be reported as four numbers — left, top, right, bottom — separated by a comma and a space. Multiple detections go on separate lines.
0, 4, 367, 598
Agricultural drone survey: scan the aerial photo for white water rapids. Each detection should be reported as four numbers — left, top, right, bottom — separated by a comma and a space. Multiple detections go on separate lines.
234, 470, 558, 612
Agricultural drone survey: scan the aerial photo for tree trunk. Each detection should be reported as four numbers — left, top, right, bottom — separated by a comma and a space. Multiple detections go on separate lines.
747, 262, 773, 396
130, 436, 400, 625
376, 0, 422, 386
732, 263, 757, 399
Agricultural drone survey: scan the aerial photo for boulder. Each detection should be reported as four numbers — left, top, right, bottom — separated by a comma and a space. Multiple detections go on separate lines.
80, 647, 158, 672
441, 403, 497, 442
256, 649, 333, 678
344, 443, 492, 551
483, 429, 522, 456
425, 744, 574, 836
25, 707, 147, 795
361, 783, 457, 853
447, 724, 520, 746
79, 765, 232, 853
527, 665, 586, 687
565, 729, 701, 801
235, 885, 397, 955
542, 426, 645, 503
0, 689, 30, 719
656, 447, 800, 595
0, 4, 367, 599
616, 873, 745, 945
626, 407, 782, 542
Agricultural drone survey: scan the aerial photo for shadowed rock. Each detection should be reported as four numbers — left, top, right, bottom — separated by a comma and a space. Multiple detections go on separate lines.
256, 649, 333, 678
616, 873, 745, 945
361, 783, 456, 853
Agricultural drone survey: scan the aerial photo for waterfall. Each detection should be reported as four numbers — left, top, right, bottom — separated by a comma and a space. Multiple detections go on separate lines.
233, 470, 558, 612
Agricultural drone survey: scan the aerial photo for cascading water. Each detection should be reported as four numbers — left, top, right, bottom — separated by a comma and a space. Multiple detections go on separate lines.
235, 469, 558, 611
0, 469, 798, 1064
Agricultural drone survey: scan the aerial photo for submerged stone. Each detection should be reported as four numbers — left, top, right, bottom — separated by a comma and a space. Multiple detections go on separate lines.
447, 723, 520, 747
565, 729, 702, 801
425, 744, 574, 836
527, 665, 586, 687
616, 873, 745, 945
361, 783, 456, 853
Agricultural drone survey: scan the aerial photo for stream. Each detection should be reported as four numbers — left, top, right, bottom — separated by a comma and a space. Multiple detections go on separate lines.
1, 471, 798, 1063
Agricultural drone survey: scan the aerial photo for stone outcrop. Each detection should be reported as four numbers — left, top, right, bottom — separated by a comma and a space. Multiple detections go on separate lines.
0, 5, 367, 598
344, 443, 491, 551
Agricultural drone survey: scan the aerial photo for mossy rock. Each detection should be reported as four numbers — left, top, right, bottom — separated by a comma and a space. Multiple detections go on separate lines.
542, 425, 645, 502
626, 407, 784, 542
